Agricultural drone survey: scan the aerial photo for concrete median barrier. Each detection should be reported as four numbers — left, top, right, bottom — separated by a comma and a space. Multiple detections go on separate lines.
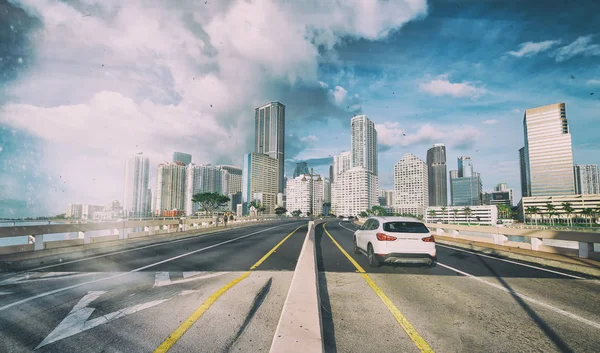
270, 220, 324, 353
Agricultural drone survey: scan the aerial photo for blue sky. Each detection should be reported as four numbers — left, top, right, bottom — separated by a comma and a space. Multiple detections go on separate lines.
1, 0, 599, 217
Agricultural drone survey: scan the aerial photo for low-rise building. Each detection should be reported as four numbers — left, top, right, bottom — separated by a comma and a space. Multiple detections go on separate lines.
521, 194, 600, 224
425, 205, 498, 226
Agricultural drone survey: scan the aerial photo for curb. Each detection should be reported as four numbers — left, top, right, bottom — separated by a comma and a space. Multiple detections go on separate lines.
0, 221, 278, 272
436, 238, 600, 278
269, 220, 324, 353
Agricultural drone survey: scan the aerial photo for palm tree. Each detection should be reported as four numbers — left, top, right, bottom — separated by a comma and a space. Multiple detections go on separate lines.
498, 204, 511, 220
452, 208, 459, 224
561, 202, 575, 226
428, 209, 437, 222
440, 206, 447, 223
463, 206, 472, 225
525, 206, 540, 225
581, 208, 594, 227
545, 202, 556, 225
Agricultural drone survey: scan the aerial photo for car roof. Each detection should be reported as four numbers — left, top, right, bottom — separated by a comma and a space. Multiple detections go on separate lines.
367, 216, 422, 223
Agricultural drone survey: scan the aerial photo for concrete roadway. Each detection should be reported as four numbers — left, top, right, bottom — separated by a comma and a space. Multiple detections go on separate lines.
0, 220, 307, 353
0, 220, 599, 353
318, 222, 600, 353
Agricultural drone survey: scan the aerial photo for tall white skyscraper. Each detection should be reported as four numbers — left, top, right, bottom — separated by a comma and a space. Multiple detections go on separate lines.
124, 152, 149, 217
155, 162, 186, 215
255, 102, 285, 193
574, 165, 600, 195
393, 153, 428, 216
522, 103, 575, 196
285, 174, 324, 216
333, 151, 352, 177
331, 167, 378, 217
351, 115, 378, 175
184, 164, 229, 215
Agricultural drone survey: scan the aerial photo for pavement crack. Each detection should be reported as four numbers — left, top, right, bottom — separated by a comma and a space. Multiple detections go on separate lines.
223, 277, 273, 353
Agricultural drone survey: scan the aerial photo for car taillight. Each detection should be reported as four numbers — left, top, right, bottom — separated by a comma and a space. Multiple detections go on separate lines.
376, 232, 397, 241
422, 235, 435, 242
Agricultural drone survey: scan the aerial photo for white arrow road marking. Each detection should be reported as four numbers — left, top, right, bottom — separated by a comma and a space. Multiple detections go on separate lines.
153, 272, 225, 287
0, 272, 96, 286
36, 291, 168, 349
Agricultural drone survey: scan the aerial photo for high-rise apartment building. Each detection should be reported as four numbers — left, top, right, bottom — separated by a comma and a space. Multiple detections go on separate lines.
427, 144, 447, 206
393, 153, 428, 216
379, 190, 394, 206
331, 167, 378, 217
574, 164, 600, 195
184, 164, 229, 215
242, 153, 279, 215
155, 162, 186, 214
285, 174, 324, 216
333, 151, 352, 177
450, 156, 482, 206
521, 103, 575, 196
217, 165, 243, 195
293, 162, 309, 178
124, 152, 150, 217
172, 152, 192, 166
255, 102, 285, 193
217, 165, 243, 211
351, 115, 378, 175
329, 165, 334, 183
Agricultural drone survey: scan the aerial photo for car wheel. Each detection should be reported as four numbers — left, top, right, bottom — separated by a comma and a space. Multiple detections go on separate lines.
427, 257, 437, 268
367, 244, 380, 268
353, 237, 360, 254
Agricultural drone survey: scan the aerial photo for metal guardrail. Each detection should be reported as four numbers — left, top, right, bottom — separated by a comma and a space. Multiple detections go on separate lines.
425, 223, 599, 259
0, 216, 281, 254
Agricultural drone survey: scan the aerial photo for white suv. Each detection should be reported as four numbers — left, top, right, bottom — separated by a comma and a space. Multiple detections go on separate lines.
353, 217, 437, 267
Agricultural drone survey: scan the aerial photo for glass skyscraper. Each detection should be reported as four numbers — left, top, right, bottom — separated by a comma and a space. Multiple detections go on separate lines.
172, 152, 192, 166
450, 156, 482, 206
255, 102, 285, 193
521, 103, 575, 196
427, 144, 447, 206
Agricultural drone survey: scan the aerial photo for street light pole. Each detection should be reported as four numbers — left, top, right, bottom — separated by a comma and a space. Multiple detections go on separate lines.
310, 167, 314, 221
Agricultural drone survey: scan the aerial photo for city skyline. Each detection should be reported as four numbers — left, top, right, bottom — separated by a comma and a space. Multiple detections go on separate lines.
1, 0, 599, 217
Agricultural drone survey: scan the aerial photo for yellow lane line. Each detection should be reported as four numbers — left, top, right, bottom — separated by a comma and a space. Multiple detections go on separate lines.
153, 224, 306, 353
251, 224, 306, 270
323, 223, 435, 353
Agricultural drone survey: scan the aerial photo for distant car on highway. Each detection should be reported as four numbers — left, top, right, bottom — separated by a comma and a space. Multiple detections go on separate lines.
342, 217, 349, 221
353, 216, 436, 268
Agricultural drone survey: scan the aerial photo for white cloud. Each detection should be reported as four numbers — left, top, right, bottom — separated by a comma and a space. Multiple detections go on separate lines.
507, 40, 560, 57
483, 119, 497, 125
419, 79, 486, 99
332, 85, 348, 104
587, 79, 600, 85
1, 0, 427, 213
376, 122, 482, 150
300, 135, 319, 143
555, 35, 600, 62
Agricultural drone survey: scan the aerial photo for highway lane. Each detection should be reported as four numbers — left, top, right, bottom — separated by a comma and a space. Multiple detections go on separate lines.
0, 220, 308, 353
318, 221, 600, 353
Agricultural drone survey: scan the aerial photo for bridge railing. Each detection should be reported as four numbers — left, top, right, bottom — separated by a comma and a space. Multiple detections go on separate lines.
425, 223, 599, 260
0, 215, 280, 255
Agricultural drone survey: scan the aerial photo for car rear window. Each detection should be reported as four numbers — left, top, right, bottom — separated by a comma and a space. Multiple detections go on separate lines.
383, 222, 429, 233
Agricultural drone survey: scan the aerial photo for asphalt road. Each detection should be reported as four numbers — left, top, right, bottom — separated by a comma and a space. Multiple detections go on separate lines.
0, 220, 307, 353
317, 221, 600, 353
1, 219, 599, 353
